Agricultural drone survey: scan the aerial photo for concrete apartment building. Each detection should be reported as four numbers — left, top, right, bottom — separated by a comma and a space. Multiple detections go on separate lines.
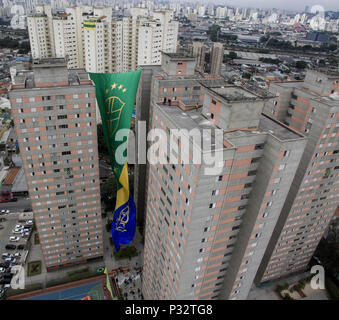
141, 53, 307, 300
256, 69, 339, 283
134, 53, 226, 228
189, 41, 206, 72
210, 42, 224, 76
27, 5, 178, 73
9, 58, 103, 271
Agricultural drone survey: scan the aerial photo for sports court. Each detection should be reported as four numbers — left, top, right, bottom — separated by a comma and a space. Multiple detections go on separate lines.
26, 281, 105, 300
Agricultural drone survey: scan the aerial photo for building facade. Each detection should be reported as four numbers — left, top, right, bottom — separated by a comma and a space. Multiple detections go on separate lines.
27, 5, 178, 73
141, 53, 307, 300
9, 58, 103, 271
256, 69, 339, 283
210, 42, 224, 76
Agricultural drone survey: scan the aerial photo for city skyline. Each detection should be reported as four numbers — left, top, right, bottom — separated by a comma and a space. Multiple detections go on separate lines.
202, 1, 339, 12
0, 0, 338, 304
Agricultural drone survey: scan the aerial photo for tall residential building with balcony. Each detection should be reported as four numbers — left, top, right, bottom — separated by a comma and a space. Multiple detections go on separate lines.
255, 69, 339, 283
141, 53, 307, 300
27, 5, 178, 73
9, 58, 103, 271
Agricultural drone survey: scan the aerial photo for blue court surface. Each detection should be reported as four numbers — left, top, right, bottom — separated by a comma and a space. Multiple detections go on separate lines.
26, 281, 103, 300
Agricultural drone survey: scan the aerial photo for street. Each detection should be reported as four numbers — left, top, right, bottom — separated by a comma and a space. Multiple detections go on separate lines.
0, 198, 31, 211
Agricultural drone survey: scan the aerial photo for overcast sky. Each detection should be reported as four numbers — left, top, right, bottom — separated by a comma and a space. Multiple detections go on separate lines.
206, 0, 339, 11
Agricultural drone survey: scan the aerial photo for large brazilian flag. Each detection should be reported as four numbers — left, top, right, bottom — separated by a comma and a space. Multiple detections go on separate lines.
89, 71, 141, 252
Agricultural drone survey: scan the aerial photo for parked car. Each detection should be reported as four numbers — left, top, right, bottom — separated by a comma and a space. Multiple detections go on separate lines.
14, 225, 23, 229
23, 208, 32, 212
9, 236, 20, 242
26, 220, 33, 225
3, 272, 12, 278
0, 225, 3, 230
17, 244, 25, 250
0, 198, 9, 203
12, 229, 23, 234
2, 253, 10, 258
5, 243, 16, 250
13, 253, 21, 258
10, 262, 19, 267
22, 232, 30, 238
0, 267, 5, 273
0, 217, 6, 222
0, 278, 11, 285
5, 244, 16, 250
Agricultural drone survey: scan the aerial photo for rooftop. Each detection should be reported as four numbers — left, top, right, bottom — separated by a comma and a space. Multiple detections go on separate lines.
259, 113, 304, 141
309, 68, 339, 78
161, 52, 196, 61
157, 104, 229, 152
206, 85, 274, 102
2, 167, 20, 185
318, 92, 339, 107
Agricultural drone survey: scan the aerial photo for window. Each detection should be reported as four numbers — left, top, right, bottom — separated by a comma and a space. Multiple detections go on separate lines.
273, 177, 281, 184
255, 143, 265, 150
283, 150, 290, 157
251, 157, 261, 163
278, 164, 286, 171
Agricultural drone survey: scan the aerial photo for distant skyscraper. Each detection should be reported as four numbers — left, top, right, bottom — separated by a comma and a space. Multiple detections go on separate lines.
9, 58, 103, 271
190, 41, 205, 72
27, 5, 178, 73
210, 42, 224, 76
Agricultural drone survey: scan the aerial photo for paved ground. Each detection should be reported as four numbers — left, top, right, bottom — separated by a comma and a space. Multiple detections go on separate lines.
0, 198, 31, 211
247, 271, 326, 300
22, 213, 144, 296
0, 212, 30, 264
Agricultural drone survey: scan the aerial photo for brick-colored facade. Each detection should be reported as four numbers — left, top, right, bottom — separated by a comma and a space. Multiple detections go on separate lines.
9, 58, 103, 270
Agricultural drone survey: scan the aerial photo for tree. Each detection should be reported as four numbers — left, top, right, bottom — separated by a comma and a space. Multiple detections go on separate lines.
97, 123, 109, 156
207, 24, 221, 42
242, 72, 252, 79
228, 51, 237, 60
295, 60, 308, 69
260, 35, 269, 43
100, 175, 117, 206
